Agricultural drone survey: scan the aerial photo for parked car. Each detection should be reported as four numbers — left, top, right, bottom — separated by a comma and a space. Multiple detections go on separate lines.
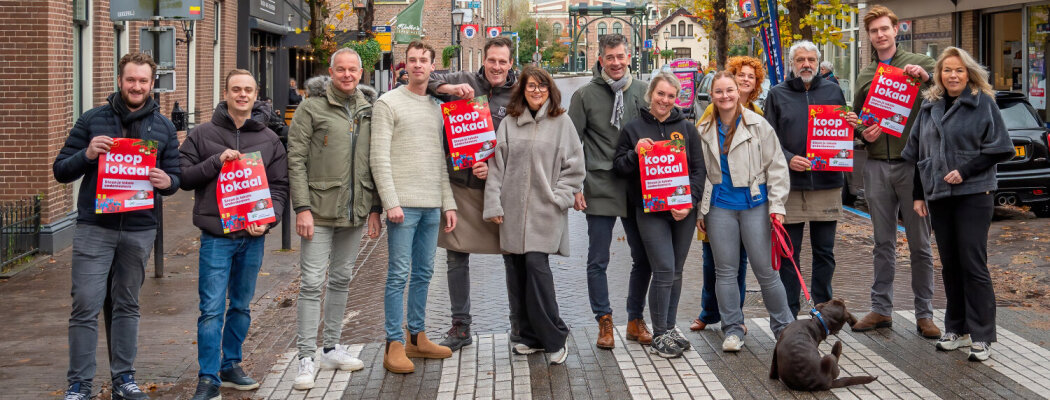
994, 91, 1050, 217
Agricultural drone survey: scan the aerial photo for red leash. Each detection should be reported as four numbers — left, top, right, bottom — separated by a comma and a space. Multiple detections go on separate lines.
771, 217, 814, 304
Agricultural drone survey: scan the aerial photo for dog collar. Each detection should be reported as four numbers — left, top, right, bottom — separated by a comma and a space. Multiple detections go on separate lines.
810, 309, 831, 336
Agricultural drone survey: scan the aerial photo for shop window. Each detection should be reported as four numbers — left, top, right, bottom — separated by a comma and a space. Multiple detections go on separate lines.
674, 47, 690, 59
983, 10, 1023, 92
1028, 5, 1050, 114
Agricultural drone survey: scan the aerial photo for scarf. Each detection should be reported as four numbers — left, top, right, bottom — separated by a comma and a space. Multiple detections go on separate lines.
107, 92, 157, 138
601, 66, 632, 129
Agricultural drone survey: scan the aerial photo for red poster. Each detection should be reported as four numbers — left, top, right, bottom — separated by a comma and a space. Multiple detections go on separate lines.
638, 134, 692, 213
95, 138, 157, 214
806, 105, 854, 172
859, 63, 921, 137
217, 152, 276, 233
443, 96, 496, 171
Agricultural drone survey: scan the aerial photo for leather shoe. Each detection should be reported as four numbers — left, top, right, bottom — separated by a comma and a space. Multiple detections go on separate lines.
851, 312, 892, 332
690, 319, 707, 331
626, 319, 653, 345
596, 314, 615, 349
916, 317, 941, 339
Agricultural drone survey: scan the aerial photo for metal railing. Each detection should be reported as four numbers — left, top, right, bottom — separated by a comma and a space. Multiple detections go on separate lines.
1, 196, 41, 273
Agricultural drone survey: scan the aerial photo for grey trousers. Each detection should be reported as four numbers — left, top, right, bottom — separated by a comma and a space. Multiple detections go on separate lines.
705, 204, 793, 338
67, 224, 155, 385
446, 249, 473, 325
296, 225, 364, 359
863, 159, 935, 319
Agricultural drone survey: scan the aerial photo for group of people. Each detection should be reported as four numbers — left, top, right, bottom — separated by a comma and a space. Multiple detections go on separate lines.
55, 4, 1012, 400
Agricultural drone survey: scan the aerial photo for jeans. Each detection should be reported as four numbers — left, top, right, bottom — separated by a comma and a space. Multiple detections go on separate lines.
296, 225, 365, 359
384, 208, 441, 342
706, 204, 793, 338
504, 253, 569, 352
698, 241, 747, 324
585, 214, 649, 321
779, 220, 837, 317
197, 232, 265, 382
636, 210, 696, 336
67, 224, 154, 385
929, 193, 997, 342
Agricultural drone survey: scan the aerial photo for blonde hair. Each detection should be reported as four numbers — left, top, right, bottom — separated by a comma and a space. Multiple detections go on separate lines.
923, 46, 994, 102
645, 72, 681, 104
698, 72, 744, 154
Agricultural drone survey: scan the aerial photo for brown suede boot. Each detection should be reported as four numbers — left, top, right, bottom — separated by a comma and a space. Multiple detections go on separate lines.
916, 318, 942, 339
690, 319, 707, 331
405, 331, 453, 359
851, 312, 892, 332
626, 319, 653, 345
383, 341, 415, 374
596, 314, 615, 349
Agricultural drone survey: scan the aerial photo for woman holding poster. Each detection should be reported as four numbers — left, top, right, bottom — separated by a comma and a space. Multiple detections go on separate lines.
902, 47, 1015, 362
696, 72, 793, 352
483, 66, 585, 365
612, 72, 706, 359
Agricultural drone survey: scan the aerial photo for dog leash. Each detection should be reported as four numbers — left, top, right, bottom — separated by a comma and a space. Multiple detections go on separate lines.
771, 217, 830, 336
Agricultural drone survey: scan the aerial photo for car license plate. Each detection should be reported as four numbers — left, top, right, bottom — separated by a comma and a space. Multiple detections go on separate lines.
1015, 145, 1026, 157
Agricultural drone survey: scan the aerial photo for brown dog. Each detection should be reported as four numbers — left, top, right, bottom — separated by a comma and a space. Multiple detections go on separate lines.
769, 299, 878, 391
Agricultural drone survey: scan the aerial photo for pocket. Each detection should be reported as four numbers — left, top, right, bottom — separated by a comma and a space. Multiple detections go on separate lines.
307, 180, 349, 220
953, 149, 979, 171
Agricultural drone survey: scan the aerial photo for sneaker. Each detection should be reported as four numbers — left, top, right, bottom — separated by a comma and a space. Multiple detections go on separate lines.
439, 321, 474, 351
190, 377, 221, 400
64, 382, 91, 400
968, 342, 991, 361
112, 374, 149, 400
219, 363, 259, 390
649, 334, 684, 358
935, 332, 972, 351
512, 343, 542, 355
722, 335, 744, 352
669, 326, 692, 350
294, 356, 316, 390
548, 346, 569, 365
319, 344, 365, 371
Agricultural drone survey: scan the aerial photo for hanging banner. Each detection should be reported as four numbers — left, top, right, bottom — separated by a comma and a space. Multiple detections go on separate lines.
859, 63, 921, 137
486, 26, 502, 38
461, 24, 479, 39
443, 96, 496, 171
216, 152, 276, 233
95, 138, 157, 214
806, 105, 854, 172
393, 0, 424, 44
757, 0, 784, 85
639, 134, 692, 213
739, 0, 757, 18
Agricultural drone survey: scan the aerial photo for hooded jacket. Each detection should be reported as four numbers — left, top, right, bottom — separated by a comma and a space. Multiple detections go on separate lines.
53, 93, 182, 231
763, 73, 846, 191
179, 101, 289, 237
568, 63, 648, 217
853, 47, 936, 160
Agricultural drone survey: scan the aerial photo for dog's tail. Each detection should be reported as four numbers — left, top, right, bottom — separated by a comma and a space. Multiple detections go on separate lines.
831, 376, 878, 388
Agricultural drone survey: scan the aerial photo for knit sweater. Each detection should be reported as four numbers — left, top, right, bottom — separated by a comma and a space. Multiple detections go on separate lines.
370, 85, 457, 212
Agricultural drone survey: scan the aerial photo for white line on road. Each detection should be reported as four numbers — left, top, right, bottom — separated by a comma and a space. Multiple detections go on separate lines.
612, 325, 730, 399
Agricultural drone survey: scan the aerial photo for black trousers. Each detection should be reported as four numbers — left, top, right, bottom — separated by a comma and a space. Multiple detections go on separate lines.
504, 252, 569, 352
928, 193, 997, 342
779, 220, 837, 317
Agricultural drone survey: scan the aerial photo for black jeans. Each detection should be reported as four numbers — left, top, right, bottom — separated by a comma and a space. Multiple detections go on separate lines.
635, 209, 696, 336
779, 220, 837, 317
928, 193, 996, 342
504, 253, 569, 352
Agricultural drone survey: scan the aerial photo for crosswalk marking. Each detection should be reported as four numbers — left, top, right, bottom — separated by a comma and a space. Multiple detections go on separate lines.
436, 333, 531, 400
255, 344, 362, 400
898, 309, 1050, 398
612, 325, 731, 399
751, 317, 941, 399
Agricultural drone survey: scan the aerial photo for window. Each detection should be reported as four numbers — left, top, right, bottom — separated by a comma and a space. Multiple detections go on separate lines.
598, 22, 607, 36
674, 47, 691, 59
688, 25, 693, 37
613, 22, 622, 35
671, 24, 677, 37
553, 23, 562, 37
678, 21, 686, 37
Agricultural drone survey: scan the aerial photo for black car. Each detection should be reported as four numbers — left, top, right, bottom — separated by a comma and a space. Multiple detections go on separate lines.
994, 91, 1050, 217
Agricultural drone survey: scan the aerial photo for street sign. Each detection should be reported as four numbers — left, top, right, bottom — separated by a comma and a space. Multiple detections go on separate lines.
644, 39, 653, 49
154, 70, 176, 93
373, 25, 392, 33
111, 0, 204, 21
139, 27, 177, 69
468, 1, 481, 8
532, 52, 542, 63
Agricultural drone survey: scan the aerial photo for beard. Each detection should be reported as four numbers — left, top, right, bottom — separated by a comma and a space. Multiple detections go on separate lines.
121, 90, 148, 109
797, 67, 816, 83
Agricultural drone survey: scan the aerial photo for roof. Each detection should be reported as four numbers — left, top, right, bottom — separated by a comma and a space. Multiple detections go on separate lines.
650, 7, 700, 34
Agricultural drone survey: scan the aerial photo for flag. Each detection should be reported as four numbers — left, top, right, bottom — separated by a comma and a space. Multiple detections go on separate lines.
394, 0, 424, 44
486, 26, 502, 38
462, 24, 479, 39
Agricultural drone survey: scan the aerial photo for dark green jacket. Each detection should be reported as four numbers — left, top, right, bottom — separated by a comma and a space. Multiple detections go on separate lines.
568, 64, 648, 217
853, 47, 936, 160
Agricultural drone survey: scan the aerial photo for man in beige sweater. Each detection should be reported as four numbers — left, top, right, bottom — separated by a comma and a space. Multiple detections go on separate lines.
370, 41, 458, 374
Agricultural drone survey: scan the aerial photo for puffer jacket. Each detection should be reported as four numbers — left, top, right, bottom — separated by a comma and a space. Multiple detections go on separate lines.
763, 73, 846, 191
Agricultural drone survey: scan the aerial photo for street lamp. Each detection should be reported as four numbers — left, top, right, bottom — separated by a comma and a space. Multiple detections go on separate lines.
663, 28, 670, 68
452, 9, 465, 70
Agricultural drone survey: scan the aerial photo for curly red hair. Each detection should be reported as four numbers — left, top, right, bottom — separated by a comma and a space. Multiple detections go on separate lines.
725, 56, 766, 104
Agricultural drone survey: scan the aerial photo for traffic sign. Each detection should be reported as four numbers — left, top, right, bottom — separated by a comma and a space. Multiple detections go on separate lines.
111, 0, 203, 21
468, 1, 481, 8
644, 39, 653, 49
373, 25, 392, 33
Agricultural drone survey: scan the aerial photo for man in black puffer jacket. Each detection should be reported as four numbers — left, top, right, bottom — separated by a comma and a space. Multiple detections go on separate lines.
53, 53, 181, 400
179, 69, 288, 399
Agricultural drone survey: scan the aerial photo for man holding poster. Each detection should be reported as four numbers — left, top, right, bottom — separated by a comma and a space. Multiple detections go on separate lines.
53, 53, 181, 400
849, 5, 939, 338
179, 69, 289, 399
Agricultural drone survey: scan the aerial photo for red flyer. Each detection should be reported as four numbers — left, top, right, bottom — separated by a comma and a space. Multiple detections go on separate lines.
216, 152, 276, 233
638, 134, 692, 213
95, 138, 157, 214
859, 63, 921, 137
806, 105, 854, 172
443, 95, 496, 171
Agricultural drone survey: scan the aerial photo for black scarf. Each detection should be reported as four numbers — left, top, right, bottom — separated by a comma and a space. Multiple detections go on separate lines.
108, 92, 157, 138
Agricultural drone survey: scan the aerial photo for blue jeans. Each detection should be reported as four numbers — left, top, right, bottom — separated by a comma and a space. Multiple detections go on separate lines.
585, 214, 648, 321
698, 241, 747, 324
197, 232, 265, 383
384, 207, 441, 342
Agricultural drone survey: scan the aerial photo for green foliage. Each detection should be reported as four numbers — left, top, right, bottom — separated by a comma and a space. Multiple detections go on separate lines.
442, 45, 461, 69
344, 39, 382, 72
514, 18, 555, 66
659, 49, 675, 62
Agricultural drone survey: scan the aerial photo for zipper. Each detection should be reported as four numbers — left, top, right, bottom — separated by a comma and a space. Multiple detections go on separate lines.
805, 87, 814, 189
345, 102, 358, 220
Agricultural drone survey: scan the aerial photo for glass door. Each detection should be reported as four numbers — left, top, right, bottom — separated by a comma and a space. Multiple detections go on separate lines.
983, 10, 1024, 93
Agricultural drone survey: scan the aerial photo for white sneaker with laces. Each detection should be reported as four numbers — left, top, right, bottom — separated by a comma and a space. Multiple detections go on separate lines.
549, 346, 568, 365
722, 335, 744, 352
935, 332, 972, 351
319, 344, 365, 371
294, 357, 316, 390
968, 342, 991, 361
512, 343, 542, 355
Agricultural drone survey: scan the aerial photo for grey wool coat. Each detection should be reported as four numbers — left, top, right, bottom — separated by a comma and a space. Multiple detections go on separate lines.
483, 101, 585, 256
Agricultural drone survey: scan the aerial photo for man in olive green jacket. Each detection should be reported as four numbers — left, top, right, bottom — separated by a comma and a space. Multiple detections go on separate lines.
850, 5, 939, 339
286, 48, 382, 390
567, 33, 651, 350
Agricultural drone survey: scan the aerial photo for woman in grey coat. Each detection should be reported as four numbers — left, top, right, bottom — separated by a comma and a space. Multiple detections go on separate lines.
902, 47, 1014, 362
483, 66, 585, 364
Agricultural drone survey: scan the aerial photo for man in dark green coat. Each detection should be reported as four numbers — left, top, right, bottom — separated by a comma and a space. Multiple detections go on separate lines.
568, 33, 651, 350
850, 5, 939, 339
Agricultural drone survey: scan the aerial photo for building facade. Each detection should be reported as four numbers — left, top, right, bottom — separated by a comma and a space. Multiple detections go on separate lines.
650, 8, 711, 70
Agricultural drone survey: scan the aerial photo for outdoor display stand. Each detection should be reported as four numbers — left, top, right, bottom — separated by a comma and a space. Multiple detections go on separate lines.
669, 58, 700, 120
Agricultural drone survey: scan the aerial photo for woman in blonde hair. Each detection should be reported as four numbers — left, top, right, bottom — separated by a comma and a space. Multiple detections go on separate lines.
902, 46, 1014, 362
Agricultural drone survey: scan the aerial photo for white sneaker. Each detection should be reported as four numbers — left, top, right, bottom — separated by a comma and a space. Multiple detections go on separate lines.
319, 344, 365, 371
512, 343, 542, 355
294, 357, 316, 390
968, 342, 991, 361
722, 335, 744, 352
549, 346, 568, 365
935, 333, 972, 351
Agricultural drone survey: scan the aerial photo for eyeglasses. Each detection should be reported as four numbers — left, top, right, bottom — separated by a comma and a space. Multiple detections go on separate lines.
526, 83, 549, 92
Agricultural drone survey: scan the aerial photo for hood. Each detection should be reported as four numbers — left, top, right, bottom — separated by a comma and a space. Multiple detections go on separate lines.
514, 100, 552, 126
639, 106, 686, 125
590, 62, 608, 86
305, 75, 378, 103
475, 66, 518, 91
210, 101, 268, 132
